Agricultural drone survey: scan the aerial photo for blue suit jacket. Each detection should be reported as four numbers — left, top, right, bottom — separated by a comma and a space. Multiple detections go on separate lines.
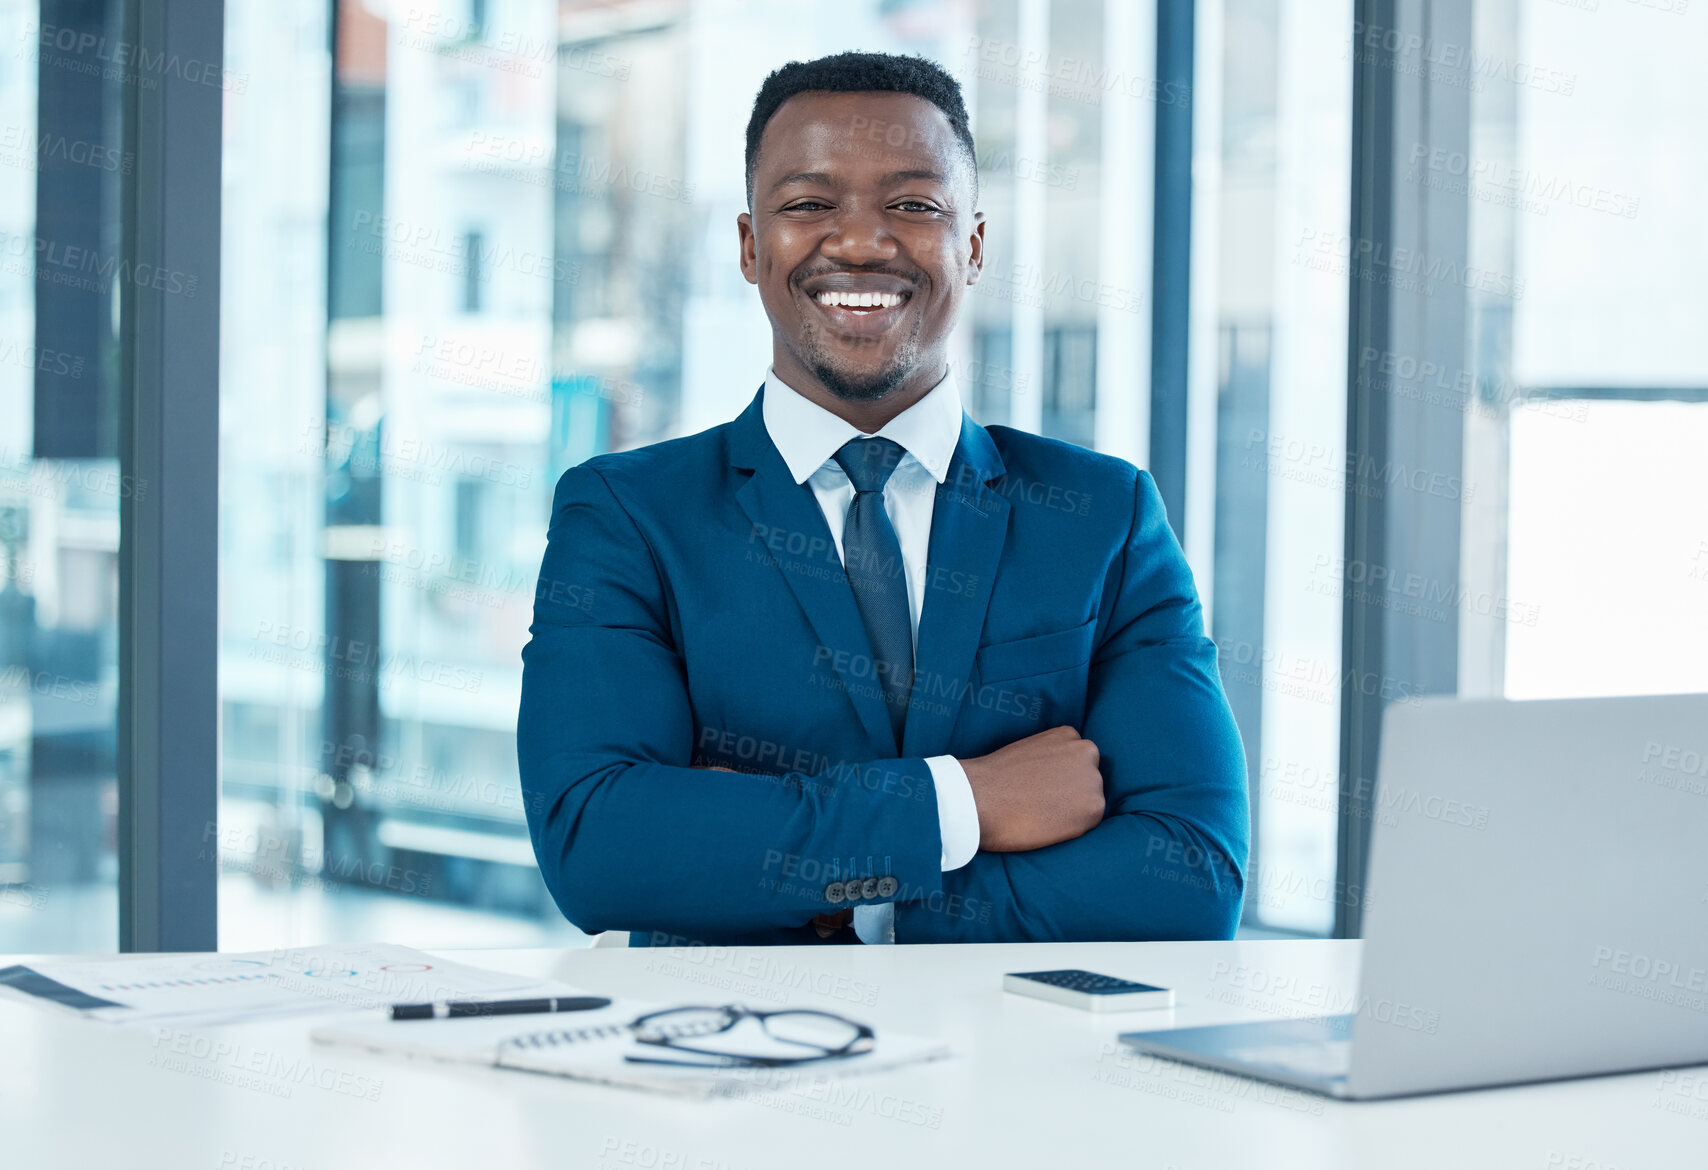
519, 386, 1249, 946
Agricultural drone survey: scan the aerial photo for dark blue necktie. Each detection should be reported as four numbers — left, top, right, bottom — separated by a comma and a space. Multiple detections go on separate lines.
833, 437, 914, 752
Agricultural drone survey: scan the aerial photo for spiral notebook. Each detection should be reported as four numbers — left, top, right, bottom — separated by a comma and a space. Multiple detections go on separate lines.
311, 990, 951, 1099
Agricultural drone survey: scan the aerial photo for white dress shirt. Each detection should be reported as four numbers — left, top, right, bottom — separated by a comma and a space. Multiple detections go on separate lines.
761, 366, 981, 944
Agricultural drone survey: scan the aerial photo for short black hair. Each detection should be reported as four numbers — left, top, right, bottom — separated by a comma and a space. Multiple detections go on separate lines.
744, 51, 978, 208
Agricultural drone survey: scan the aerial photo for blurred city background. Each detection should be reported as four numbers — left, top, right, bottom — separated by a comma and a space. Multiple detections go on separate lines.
2, 0, 1705, 952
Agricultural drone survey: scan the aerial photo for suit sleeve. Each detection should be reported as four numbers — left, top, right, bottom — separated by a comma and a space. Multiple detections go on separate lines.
895, 470, 1251, 943
518, 463, 944, 938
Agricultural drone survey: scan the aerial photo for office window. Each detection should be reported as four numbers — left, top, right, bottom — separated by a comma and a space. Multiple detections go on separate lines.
963, 0, 1155, 466
1504, 401, 1708, 698
1199, 0, 1355, 934
0, 0, 128, 953
1458, 0, 1708, 702
1191, 0, 1708, 938
216, 0, 1173, 949
1295, 0, 1708, 938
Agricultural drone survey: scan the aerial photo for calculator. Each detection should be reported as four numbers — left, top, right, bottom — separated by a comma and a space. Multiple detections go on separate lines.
1002, 969, 1176, 1012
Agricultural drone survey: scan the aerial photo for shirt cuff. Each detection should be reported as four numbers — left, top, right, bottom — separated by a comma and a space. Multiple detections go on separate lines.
925, 755, 979, 871
852, 903, 894, 945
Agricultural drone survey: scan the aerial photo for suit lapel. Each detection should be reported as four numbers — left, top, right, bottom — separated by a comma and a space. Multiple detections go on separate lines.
729, 389, 898, 755
902, 416, 1010, 758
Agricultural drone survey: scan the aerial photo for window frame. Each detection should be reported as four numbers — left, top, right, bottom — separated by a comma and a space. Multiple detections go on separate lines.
1335, 0, 1474, 938
117, 0, 223, 951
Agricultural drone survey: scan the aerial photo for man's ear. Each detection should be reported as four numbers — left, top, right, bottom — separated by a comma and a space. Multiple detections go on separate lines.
737, 211, 758, 285
966, 212, 986, 286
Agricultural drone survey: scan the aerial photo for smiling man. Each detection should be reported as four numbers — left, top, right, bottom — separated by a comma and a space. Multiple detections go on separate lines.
519, 52, 1249, 946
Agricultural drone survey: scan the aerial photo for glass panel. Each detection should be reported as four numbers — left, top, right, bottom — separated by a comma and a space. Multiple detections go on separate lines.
219, 0, 1155, 948
1202, 0, 1355, 934
1460, 0, 1708, 701
0, 0, 125, 953
218, 0, 580, 950
1506, 401, 1708, 699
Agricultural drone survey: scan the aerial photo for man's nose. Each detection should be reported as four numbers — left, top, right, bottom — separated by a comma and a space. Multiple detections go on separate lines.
819, 203, 899, 265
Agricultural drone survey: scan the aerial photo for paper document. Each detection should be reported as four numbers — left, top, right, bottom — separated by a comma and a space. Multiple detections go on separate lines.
0, 944, 545, 1028
314, 993, 952, 1099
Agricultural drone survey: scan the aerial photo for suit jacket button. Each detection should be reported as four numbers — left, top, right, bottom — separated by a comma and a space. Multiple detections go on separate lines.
824, 881, 845, 904
876, 876, 899, 898
861, 877, 880, 900
843, 879, 863, 903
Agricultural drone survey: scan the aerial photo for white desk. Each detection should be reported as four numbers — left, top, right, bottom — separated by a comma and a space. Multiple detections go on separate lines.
2, 940, 1696, 1169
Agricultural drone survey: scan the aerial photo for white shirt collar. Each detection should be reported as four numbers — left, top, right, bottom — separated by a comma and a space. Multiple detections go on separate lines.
761, 364, 962, 487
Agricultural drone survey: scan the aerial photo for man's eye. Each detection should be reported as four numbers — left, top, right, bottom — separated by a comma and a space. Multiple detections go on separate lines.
784, 201, 830, 212
894, 201, 938, 212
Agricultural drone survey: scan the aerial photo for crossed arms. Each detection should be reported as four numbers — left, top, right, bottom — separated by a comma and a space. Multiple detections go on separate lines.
518, 463, 1249, 942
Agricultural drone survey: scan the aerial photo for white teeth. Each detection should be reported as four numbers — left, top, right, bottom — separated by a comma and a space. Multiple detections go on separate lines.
814, 290, 904, 309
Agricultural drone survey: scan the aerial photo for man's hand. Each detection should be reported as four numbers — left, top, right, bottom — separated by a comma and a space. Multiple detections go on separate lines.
810, 909, 854, 937
960, 725, 1105, 852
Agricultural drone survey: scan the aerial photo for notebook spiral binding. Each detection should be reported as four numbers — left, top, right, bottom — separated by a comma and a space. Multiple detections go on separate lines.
502, 1018, 712, 1050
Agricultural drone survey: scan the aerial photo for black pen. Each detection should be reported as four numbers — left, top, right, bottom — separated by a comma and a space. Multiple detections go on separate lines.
390, 995, 612, 1021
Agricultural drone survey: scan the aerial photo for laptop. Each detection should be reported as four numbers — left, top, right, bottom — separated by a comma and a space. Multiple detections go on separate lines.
1120, 692, 1708, 1099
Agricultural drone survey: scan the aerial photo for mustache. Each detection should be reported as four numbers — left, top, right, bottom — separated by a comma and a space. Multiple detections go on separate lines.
793, 265, 924, 285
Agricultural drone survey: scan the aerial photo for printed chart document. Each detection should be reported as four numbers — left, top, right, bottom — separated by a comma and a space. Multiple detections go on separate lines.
0, 944, 549, 1028
314, 994, 952, 1100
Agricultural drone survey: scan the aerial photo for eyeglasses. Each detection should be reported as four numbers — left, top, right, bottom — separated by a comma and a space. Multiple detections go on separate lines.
622, 1005, 876, 1069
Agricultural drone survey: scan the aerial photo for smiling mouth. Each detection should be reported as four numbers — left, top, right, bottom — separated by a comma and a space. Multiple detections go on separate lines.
812, 289, 909, 312
805, 287, 914, 339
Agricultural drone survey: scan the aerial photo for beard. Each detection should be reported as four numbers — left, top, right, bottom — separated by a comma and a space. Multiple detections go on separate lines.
807, 354, 908, 402
794, 317, 925, 403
